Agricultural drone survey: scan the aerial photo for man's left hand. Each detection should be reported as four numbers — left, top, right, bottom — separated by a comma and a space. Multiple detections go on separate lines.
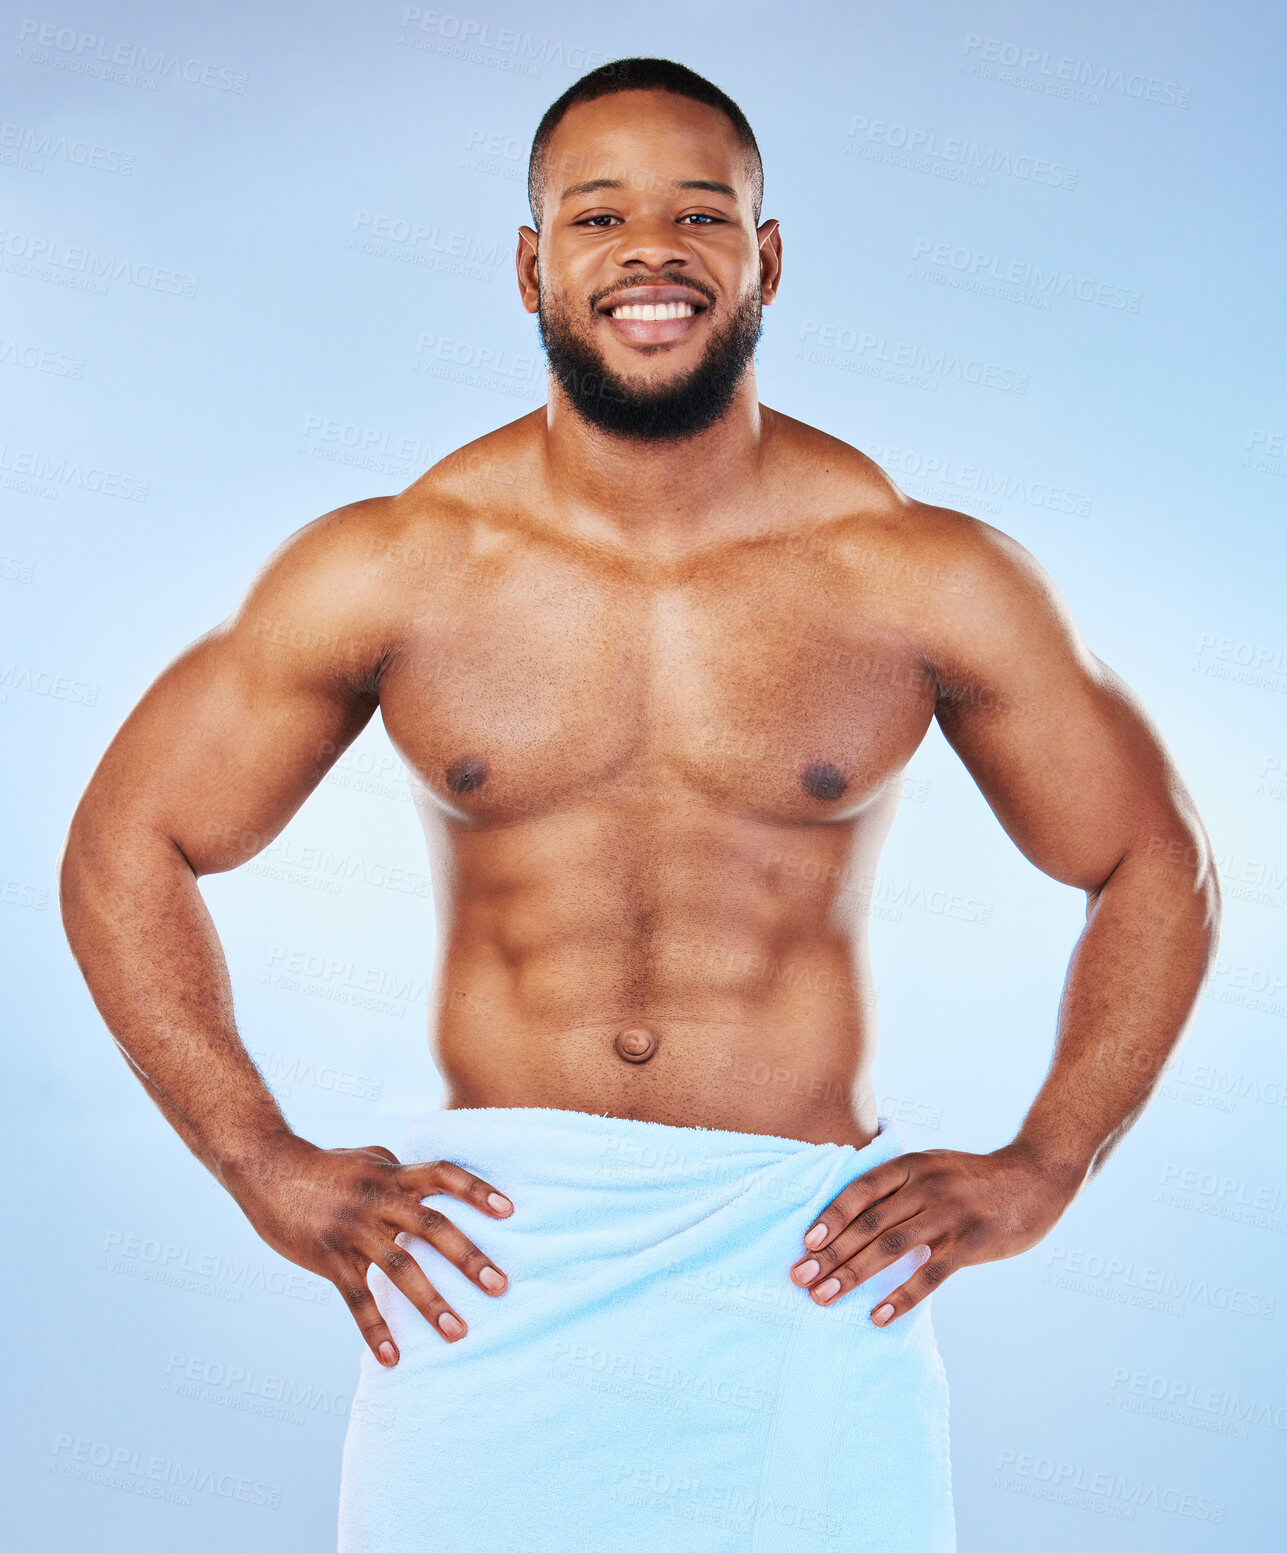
790, 1144, 1079, 1325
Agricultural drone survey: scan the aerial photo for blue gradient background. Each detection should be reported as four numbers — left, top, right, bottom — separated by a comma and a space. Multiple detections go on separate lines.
2, 1, 1283, 1548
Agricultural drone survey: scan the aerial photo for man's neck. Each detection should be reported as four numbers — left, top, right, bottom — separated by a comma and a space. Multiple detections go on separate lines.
536, 374, 774, 551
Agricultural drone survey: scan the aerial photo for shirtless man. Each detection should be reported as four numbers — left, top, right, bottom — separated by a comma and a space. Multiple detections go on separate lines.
60, 56, 1219, 1547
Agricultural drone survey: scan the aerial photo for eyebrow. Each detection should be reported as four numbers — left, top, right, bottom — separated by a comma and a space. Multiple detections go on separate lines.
559, 178, 739, 202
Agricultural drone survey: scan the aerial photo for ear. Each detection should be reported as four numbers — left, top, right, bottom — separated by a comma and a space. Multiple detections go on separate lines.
756, 219, 782, 305
516, 225, 539, 314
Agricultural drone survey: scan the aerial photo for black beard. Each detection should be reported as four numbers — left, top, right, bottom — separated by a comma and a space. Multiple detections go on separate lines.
537, 280, 763, 442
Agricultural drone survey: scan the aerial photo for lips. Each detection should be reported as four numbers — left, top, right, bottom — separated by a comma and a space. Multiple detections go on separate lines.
596, 284, 710, 344
609, 299, 699, 321
596, 284, 710, 318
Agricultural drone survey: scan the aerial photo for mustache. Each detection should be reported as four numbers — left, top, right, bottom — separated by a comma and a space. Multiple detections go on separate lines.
586, 274, 718, 311
536, 280, 763, 442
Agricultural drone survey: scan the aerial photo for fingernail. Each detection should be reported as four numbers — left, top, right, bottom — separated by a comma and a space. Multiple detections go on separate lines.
487, 1192, 513, 1214
814, 1278, 841, 1302
793, 1259, 820, 1284
438, 1312, 465, 1339
804, 1223, 829, 1249
873, 1303, 895, 1326
378, 1341, 398, 1366
479, 1266, 506, 1293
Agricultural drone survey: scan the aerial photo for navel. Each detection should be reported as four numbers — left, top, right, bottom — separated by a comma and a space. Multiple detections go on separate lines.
801, 762, 848, 801
614, 1027, 659, 1064
446, 755, 489, 794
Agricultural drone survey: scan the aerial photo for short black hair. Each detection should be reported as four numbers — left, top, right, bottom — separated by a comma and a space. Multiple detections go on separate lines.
527, 57, 764, 230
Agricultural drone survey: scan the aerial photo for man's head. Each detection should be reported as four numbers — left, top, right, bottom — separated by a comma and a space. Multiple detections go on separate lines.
517, 58, 781, 442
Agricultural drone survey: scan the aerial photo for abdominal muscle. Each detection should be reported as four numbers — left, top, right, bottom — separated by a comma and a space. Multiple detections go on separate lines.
425, 816, 885, 1149
436, 1001, 882, 1149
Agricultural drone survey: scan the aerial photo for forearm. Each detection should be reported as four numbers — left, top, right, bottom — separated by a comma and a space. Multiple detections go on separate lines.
1010, 833, 1222, 1190
59, 816, 295, 1188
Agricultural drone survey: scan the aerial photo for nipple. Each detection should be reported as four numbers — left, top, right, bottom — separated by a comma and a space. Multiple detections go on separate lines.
801, 762, 847, 800
446, 755, 488, 794
614, 1027, 659, 1064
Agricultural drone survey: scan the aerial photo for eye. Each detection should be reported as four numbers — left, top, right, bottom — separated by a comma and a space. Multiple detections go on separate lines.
679, 212, 725, 225
575, 213, 620, 227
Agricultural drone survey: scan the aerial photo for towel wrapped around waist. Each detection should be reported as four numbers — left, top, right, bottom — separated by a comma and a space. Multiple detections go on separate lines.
338, 1106, 955, 1552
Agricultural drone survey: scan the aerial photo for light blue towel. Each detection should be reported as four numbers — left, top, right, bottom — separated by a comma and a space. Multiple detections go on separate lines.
338, 1106, 955, 1551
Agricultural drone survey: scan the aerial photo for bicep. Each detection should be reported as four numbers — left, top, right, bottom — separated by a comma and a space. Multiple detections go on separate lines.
72, 515, 388, 874
87, 630, 376, 873
930, 535, 1197, 892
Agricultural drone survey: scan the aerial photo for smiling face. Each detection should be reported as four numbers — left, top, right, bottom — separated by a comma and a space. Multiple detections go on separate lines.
518, 89, 781, 440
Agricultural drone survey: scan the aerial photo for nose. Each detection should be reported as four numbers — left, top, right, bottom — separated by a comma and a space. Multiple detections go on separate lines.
608, 212, 692, 272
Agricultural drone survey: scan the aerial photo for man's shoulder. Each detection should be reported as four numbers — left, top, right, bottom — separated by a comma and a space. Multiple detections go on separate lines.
399, 412, 543, 517
768, 409, 1040, 599
252, 413, 542, 593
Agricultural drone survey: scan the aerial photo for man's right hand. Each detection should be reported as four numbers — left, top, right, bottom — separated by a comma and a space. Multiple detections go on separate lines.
223, 1135, 513, 1363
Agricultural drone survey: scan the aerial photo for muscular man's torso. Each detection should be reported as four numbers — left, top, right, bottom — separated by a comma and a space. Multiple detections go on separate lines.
329, 407, 992, 1148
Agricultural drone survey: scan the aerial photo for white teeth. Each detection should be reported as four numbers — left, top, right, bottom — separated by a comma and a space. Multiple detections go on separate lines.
609, 301, 697, 321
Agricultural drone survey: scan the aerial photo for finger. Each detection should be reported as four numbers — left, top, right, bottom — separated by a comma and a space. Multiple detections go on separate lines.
330, 1256, 409, 1366
387, 1201, 508, 1295
800, 1156, 916, 1251
396, 1158, 513, 1218
358, 1233, 469, 1343
793, 1206, 933, 1290
867, 1248, 958, 1326
804, 1219, 935, 1306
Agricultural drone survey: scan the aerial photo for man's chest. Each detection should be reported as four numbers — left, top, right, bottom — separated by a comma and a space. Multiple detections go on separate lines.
374, 533, 939, 826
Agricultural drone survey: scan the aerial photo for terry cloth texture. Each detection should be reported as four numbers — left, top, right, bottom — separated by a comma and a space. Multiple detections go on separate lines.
338, 1105, 955, 1552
